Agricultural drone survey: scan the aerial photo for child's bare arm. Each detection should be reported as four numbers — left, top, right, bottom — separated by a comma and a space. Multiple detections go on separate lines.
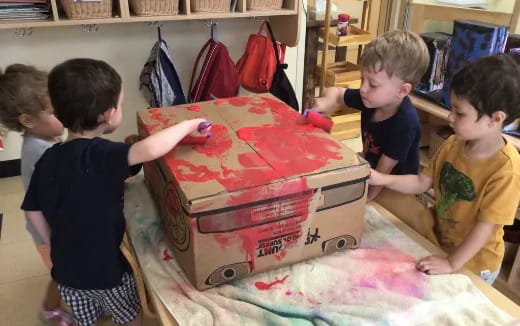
367, 154, 398, 201
416, 221, 496, 274
311, 87, 346, 114
369, 169, 432, 195
128, 119, 208, 166
25, 211, 50, 245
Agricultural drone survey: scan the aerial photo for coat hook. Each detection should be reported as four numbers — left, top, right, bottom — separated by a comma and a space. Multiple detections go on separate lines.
147, 21, 163, 29
81, 24, 99, 32
205, 20, 217, 27
14, 28, 32, 37
252, 16, 269, 23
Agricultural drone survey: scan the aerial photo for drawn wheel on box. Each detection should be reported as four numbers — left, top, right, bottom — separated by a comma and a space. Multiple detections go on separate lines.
161, 182, 190, 252
321, 234, 357, 254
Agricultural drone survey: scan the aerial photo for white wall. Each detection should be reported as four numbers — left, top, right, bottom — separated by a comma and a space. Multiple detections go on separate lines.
0, 17, 306, 161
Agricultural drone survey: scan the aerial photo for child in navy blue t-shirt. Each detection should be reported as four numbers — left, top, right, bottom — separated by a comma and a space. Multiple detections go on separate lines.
313, 30, 430, 201
21, 59, 210, 326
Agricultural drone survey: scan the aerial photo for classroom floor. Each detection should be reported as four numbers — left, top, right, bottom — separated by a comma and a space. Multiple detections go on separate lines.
0, 176, 159, 326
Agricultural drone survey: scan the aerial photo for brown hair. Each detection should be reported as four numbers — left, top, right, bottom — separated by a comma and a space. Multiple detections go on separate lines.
360, 30, 430, 87
48, 58, 122, 133
451, 54, 520, 126
0, 64, 50, 132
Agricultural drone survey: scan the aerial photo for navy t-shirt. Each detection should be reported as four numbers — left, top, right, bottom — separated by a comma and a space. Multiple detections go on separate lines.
344, 89, 420, 175
22, 138, 142, 290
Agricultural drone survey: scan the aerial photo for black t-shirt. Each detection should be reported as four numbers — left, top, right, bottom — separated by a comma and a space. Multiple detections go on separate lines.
22, 138, 142, 290
344, 89, 421, 175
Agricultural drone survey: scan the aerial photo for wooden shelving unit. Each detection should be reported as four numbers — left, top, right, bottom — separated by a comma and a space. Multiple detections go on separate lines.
315, 61, 361, 88
311, 0, 373, 141
0, 0, 300, 45
319, 25, 372, 47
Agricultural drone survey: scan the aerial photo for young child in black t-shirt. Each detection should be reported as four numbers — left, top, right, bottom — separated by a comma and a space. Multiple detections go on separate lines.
312, 30, 430, 201
21, 58, 210, 326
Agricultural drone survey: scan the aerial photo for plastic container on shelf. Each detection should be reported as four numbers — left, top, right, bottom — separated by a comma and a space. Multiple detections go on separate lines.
336, 13, 350, 36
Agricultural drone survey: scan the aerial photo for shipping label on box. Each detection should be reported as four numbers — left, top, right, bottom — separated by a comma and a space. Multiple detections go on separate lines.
137, 94, 369, 290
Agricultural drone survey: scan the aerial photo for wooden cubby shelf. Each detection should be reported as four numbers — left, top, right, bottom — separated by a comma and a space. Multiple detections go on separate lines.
0, 0, 297, 30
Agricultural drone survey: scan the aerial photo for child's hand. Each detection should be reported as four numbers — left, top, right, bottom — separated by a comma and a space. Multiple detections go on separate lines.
187, 119, 211, 137
310, 87, 343, 114
368, 169, 386, 186
311, 96, 336, 114
416, 255, 455, 275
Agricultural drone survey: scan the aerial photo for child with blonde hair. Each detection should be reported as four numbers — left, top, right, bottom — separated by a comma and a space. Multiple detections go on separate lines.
313, 30, 430, 201
0, 64, 69, 325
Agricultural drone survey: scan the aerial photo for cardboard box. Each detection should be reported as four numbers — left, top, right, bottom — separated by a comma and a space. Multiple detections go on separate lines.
137, 94, 370, 290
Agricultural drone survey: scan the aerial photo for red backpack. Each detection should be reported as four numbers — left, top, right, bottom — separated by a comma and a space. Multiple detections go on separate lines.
236, 22, 286, 93
189, 25, 240, 102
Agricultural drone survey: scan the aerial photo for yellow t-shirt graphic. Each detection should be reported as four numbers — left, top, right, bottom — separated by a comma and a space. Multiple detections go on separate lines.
424, 136, 520, 275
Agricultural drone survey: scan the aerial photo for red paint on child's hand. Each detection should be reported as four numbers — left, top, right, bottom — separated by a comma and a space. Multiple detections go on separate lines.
254, 275, 289, 290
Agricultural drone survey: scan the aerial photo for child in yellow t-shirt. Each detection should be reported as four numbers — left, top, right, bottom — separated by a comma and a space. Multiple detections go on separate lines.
369, 54, 520, 284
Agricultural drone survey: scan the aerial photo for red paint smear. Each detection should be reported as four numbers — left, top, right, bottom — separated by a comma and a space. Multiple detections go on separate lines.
215, 96, 252, 107
274, 250, 287, 261
187, 105, 201, 112
231, 119, 240, 124
248, 106, 267, 114
147, 108, 178, 133
285, 290, 293, 295
163, 96, 342, 191
236, 125, 342, 178
255, 275, 289, 290
238, 152, 269, 168
164, 158, 220, 183
193, 124, 232, 157
162, 248, 173, 262
352, 248, 426, 298
204, 178, 311, 269
232, 179, 311, 268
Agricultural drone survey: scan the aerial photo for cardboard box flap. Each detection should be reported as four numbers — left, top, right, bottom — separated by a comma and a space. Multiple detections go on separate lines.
137, 94, 365, 207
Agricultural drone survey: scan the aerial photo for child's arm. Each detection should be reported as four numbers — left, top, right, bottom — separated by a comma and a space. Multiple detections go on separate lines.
25, 210, 50, 245
369, 169, 433, 195
367, 154, 398, 201
311, 87, 346, 114
128, 118, 208, 166
416, 221, 496, 274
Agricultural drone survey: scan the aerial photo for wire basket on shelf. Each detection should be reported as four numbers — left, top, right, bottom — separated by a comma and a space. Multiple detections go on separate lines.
130, 0, 179, 16
191, 0, 230, 12
247, 0, 282, 10
60, 0, 113, 19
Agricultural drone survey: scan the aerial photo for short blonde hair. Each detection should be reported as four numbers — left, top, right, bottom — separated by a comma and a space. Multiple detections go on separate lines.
360, 30, 430, 87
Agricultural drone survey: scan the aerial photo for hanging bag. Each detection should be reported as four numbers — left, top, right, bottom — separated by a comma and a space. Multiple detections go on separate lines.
236, 22, 286, 93
139, 27, 187, 107
189, 24, 240, 102
266, 21, 299, 111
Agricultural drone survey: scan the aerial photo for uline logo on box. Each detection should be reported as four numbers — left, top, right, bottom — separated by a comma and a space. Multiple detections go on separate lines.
256, 231, 301, 258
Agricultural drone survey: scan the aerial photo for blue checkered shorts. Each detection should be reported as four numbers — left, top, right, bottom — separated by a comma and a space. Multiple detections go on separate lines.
58, 273, 140, 326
